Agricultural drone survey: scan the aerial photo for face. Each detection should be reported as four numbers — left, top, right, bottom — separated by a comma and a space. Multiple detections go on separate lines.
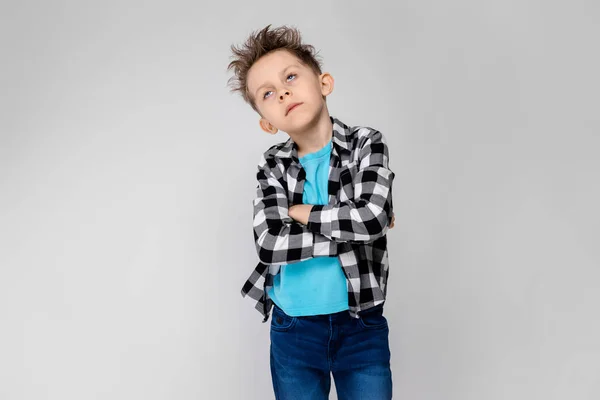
246, 49, 334, 135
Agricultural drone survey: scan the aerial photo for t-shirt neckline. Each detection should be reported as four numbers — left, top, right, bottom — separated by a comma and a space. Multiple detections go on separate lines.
299, 138, 332, 162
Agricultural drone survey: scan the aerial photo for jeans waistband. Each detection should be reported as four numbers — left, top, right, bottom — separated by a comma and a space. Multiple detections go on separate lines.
273, 303, 384, 321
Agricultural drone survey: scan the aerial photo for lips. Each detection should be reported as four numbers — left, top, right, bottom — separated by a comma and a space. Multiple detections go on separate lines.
286, 102, 303, 115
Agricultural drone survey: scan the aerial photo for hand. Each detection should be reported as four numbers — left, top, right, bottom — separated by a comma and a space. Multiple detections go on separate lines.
288, 204, 313, 226
390, 214, 395, 228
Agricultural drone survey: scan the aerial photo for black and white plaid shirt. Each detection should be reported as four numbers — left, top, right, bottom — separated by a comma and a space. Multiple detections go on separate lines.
241, 116, 395, 322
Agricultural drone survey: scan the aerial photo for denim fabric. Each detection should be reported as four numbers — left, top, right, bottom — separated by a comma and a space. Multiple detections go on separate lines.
269, 303, 393, 399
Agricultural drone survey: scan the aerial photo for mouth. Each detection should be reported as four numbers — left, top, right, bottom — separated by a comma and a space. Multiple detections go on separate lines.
286, 102, 303, 115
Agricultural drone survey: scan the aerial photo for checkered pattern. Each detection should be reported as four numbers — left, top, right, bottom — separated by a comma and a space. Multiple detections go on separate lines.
241, 116, 395, 322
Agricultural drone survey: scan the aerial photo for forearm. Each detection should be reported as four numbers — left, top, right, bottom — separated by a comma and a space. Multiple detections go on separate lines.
252, 160, 339, 265
301, 129, 395, 243
254, 219, 338, 265
306, 198, 393, 242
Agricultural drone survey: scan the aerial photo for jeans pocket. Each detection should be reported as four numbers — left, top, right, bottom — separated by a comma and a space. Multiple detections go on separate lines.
358, 305, 388, 329
271, 305, 298, 332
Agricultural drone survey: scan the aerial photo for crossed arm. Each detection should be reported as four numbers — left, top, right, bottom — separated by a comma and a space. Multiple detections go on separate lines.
252, 129, 395, 266
288, 204, 395, 229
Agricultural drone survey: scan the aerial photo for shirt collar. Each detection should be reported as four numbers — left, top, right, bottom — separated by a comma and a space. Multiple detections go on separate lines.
272, 115, 353, 162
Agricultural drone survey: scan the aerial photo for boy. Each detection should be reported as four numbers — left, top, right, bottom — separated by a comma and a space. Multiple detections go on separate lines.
227, 24, 396, 400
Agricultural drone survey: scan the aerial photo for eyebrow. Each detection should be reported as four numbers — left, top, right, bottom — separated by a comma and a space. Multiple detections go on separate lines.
254, 65, 298, 98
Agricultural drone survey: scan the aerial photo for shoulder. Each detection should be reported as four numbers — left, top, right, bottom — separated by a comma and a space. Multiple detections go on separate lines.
348, 124, 389, 151
263, 141, 287, 160
256, 140, 289, 173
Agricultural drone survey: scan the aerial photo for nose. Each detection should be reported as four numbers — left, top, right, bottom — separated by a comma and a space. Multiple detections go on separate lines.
279, 91, 290, 100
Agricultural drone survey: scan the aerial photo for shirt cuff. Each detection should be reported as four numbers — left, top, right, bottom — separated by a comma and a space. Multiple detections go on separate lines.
307, 204, 332, 234
312, 232, 337, 257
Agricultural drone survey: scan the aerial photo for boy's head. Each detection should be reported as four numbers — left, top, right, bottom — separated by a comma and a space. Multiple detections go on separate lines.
227, 24, 334, 135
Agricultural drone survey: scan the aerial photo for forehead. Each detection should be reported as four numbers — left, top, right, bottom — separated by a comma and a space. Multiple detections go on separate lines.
247, 50, 304, 91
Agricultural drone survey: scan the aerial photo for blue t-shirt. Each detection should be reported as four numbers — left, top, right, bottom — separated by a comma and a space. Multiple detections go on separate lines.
266, 138, 349, 316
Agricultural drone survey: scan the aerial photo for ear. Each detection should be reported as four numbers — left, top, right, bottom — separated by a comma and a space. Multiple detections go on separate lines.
259, 118, 278, 135
319, 72, 334, 97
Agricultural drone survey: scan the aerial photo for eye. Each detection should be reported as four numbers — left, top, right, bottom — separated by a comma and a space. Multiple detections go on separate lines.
263, 74, 297, 100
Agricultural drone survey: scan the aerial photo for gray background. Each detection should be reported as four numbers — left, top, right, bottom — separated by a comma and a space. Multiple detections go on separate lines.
1, 1, 598, 399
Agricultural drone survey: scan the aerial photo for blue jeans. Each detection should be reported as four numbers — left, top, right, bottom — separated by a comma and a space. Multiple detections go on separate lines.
269, 303, 393, 399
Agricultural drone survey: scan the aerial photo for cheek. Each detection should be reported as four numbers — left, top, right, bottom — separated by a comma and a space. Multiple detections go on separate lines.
260, 106, 282, 122
308, 82, 324, 98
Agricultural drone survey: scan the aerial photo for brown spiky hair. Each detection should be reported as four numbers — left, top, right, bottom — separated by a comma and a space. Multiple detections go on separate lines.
227, 24, 324, 115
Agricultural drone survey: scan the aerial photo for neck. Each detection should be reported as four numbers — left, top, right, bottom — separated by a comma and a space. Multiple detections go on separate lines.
290, 109, 333, 158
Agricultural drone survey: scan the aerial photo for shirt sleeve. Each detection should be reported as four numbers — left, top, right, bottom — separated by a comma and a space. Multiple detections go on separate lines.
252, 153, 338, 266
306, 129, 395, 243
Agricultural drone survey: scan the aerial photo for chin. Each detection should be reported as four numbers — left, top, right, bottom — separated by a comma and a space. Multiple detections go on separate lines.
287, 109, 320, 130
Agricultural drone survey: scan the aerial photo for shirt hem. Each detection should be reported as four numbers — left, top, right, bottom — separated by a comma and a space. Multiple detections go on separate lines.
279, 301, 350, 317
